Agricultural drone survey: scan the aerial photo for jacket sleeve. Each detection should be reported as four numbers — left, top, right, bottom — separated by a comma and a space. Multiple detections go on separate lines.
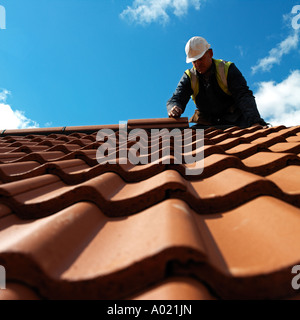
166, 72, 193, 114
227, 64, 267, 126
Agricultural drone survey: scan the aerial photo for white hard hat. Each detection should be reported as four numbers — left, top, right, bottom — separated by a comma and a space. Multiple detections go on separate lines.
185, 36, 211, 63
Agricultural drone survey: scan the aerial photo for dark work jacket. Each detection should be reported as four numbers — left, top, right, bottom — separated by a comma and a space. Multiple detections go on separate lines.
167, 61, 266, 127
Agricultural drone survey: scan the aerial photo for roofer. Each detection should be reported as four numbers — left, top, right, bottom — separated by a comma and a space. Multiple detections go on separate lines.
167, 36, 267, 128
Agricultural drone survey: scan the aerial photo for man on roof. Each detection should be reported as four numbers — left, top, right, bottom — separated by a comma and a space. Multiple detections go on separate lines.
167, 36, 267, 128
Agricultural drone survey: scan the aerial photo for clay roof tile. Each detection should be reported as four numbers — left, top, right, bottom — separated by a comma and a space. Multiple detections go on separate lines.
0, 120, 300, 300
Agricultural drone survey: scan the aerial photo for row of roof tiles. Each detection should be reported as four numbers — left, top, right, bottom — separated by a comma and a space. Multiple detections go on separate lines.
0, 118, 300, 300
0, 117, 189, 137
1, 196, 300, 300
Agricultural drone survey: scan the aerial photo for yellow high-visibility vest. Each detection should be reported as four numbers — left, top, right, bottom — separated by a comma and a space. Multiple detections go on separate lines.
185, 59, 232, 105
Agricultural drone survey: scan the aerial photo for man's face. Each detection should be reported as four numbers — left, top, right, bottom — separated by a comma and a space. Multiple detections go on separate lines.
192, 49, 213, 74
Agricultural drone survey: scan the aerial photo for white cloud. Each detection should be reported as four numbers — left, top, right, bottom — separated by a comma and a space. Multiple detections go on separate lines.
0, 89, 39, 130
252, 29, 299, 74
120, 0, 202, 25
0, 89, 10, 102
254, 70, 300, 126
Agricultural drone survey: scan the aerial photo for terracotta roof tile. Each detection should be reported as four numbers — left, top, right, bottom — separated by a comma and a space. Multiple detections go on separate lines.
241, 151, 300, 175
268, 142, 300, 154
0, 204, 11, 219
132, 277, 216, 300
266, 165, 300, 194
215, 137, 248, 150
193, 196, 300, 299
249, 135, 286, 148
0, 282, 41, 300
0, 120, 300, 300
127, 117, 189, 130
286, 133, 300, 142
0, 200, 206, 299
225, 143, 266, 159
0, 161, 41, 182
0, 152, 27, 162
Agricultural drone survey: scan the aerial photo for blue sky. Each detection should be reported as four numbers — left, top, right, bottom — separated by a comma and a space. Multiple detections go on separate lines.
0, 0, 299, 129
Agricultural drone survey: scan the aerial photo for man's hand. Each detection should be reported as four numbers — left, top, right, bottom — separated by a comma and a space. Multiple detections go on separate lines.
168, 106, 183, 118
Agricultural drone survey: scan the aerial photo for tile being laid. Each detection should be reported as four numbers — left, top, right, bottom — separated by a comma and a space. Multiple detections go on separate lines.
127, 117, 189, 130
